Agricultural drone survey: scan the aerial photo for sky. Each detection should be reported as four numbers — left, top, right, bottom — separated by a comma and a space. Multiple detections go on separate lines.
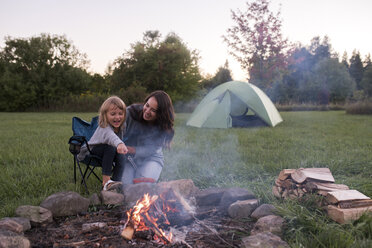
1, 0, 372, 81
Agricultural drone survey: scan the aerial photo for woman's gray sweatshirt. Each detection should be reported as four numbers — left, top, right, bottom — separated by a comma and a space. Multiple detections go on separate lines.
123, 104, 165, 166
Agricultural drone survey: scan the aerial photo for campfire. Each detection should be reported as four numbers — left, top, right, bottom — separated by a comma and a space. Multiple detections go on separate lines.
121, 188, 195, 245
22, 180, 255, 247
121, 193, 173, 244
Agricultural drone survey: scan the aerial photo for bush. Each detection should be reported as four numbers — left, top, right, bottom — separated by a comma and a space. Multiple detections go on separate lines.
29, 93, 109, 112
346, 100, 372, 115
276, 103, 345, 112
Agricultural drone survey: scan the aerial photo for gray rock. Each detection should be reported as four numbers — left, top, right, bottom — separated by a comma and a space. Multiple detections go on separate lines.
228, 199, 259, 218
0, 217, 31, 233
100, 190, 125, 205
122, 179, 198, 208
0, 229, 31, 248
122, 183, 158, 207
15, 205, 53, 226
40, 191, 90, 217
0, 218, 24, 233
219, 187, 256, 211
241, 231, 289, 248
157, 179, 198, 199
89, 193, 101, 206
195, 187, 226, 206
251, 204, 277, 219
251, 215, 285, 236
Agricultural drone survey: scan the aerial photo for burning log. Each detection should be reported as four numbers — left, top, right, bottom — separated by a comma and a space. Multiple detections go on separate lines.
121, 194, 159, 241
142, 213, 172, 244
121, 222, 136, 240
121, 189, 194, 244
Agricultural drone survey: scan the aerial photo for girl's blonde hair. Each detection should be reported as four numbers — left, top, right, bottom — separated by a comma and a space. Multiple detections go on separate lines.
98, 96, 126, 128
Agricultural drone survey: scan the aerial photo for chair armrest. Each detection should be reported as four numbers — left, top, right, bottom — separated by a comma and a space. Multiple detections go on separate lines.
68, 135, 87, 155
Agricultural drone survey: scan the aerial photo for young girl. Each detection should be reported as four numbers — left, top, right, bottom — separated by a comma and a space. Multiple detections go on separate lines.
78, 96, 128, 190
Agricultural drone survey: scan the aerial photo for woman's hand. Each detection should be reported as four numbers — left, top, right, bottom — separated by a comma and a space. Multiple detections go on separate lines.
117, 143, 128, 154
127, 146, 136, 154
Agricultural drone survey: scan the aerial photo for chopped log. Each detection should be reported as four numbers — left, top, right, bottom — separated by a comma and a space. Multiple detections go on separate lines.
278, 169, 296, 180
326, 190, 370, 204
282, 190, 289, 199
275, 178, 283, 187
278, 186, 283, 193
282, 179, 296, 190
121, 224, 135, 240
317, 190, 329, 196
297, 188, 304, 197
293, 189, 299, 197
272, 186, 281, 198
326, 205, 372, 224
305, 181, 349, 193
291, 168, 335, 184
338, 199, 372, 209
288, 191, 297, 200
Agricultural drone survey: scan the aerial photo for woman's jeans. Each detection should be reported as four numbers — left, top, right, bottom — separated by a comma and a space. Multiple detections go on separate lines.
90, 144, 124, 181
121, 159, 162, 185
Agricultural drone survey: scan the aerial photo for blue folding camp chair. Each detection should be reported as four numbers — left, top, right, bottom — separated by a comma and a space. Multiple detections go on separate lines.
68, 116, 140, 192
68, 116, 102, 193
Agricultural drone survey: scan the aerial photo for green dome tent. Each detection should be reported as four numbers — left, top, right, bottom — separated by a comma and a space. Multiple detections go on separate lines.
186, 81, 283, 128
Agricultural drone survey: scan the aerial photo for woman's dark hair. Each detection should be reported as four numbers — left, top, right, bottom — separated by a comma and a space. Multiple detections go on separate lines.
146, 91, 175, 148
129, 90, 175, 148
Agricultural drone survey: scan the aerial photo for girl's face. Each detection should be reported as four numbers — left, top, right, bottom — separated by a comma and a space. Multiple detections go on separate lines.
143, 96, 158, 122
106, 104, 124, 131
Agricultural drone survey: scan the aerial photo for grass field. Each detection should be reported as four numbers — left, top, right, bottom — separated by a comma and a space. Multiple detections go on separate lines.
1, 111, 372, 247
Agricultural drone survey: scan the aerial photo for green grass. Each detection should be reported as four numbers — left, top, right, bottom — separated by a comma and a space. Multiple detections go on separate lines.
1, 111, 372, 247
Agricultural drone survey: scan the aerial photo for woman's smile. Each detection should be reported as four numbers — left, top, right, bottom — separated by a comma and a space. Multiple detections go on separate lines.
143, 97, 158, 122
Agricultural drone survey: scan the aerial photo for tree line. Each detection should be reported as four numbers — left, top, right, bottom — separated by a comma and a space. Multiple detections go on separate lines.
223, 0, 372, 105
0, 0, 371, 112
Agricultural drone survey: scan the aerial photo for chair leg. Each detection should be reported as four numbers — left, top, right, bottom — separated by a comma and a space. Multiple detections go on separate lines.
86, 167, 102, 183
73, 156, 77, 184
76, 160, 89, 194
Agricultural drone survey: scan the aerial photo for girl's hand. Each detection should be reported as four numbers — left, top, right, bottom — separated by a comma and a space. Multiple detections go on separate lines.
127, 146, 136, 154
117, 143, 128, 154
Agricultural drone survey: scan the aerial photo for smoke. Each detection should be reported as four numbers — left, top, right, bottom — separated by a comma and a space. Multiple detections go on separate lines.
162, 128, 244, 188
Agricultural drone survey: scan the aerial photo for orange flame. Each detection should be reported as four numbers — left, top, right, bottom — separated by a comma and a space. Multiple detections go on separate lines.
125, 193, 173, 244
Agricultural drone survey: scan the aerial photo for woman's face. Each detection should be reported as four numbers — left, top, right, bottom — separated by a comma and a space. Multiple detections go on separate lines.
106, 104, 125, 131
143, 96, 158, 122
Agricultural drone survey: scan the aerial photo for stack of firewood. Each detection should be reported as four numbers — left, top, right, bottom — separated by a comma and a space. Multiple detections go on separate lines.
273, 168, 372, 224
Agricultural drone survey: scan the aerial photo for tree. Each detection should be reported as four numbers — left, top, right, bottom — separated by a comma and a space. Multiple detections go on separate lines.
363, 53, 371, 69
349, 50, 364, 90
270, 45, 313, 103
309, 36, 333, 62
361, 65, 372, 97
341, 51, 349, 69
0, 33, 91, 111
223, 0, 290, 89
202, 60, 233, 90
109, 31, 201, 102
311, 58, 355, 104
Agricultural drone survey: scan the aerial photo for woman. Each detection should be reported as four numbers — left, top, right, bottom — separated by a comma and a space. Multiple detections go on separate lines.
121, 90, 175, 185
